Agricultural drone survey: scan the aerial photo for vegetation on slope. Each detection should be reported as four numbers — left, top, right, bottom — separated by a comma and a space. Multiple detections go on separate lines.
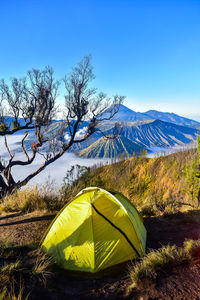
62, 148, 200, 215
0, 146, 199, 217
0, 146, 200, 298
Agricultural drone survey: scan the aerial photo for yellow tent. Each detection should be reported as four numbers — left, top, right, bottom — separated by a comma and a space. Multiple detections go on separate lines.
42, 187, 146, 273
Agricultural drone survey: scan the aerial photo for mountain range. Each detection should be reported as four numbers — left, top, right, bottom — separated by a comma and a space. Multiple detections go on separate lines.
5, 105, 200, 158
111, 105, 200, 128
78, 105, 200, 157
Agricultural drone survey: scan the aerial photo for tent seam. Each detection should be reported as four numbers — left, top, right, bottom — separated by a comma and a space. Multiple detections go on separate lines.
91, 202, 141, 258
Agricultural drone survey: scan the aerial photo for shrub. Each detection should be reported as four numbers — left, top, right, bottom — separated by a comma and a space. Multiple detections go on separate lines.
11, 120, 20, 131
0, 123, 8, 132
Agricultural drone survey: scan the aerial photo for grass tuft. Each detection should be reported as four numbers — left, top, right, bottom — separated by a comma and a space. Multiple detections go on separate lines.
128, 239, 200, 290
1, 260, 22, 275
32, 250, 54, 286
0, 280, 29, 300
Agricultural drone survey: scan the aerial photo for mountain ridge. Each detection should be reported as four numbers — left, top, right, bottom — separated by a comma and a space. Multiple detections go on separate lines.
111, 104, 200, 128
3, 105, 200, 158
119, 119, 199, 148
78, 119, 199, 158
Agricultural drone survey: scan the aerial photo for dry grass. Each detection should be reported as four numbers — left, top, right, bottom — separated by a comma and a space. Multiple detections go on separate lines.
32, 249, 54, 285
128, 239, 200, 290
63, 148, 199, 215
0, 251, 26, 300
0, 185, 65, 213
0, 280, 29, 300
0, 148, 198, 216
0, 241, 54, 299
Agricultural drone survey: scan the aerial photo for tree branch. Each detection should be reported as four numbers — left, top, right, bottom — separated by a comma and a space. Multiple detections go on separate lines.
21, 132, 30, 161
0, 55, 124, 196
4, 136, 14, 162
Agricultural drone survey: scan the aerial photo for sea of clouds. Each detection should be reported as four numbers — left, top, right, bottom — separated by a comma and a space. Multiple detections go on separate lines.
0, 131, 109, 188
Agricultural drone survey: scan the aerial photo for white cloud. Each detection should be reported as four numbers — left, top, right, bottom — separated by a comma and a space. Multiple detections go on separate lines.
64, 126, 88, 141
0, 133, 109, 188
75, 127, 88, 140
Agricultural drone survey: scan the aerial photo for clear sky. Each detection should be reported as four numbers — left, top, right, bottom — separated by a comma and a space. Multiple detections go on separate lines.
0, 0, 200, 120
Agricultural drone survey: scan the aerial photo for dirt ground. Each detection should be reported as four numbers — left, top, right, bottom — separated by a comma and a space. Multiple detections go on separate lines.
0, 210, 200, 299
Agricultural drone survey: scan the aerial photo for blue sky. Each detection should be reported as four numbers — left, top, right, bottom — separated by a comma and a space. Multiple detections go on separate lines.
0, 0, 200, 120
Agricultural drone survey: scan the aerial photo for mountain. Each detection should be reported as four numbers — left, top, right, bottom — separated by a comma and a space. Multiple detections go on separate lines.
110, 104, 200, 128
21, 121, 102, 152
5, 105, 199, 158
109, 105, 151, 122
20, 118, 199, 158
79, 136, 147, 158
145, 110, 200, 128
78, 120, 199, 158
119, 119, 199, 148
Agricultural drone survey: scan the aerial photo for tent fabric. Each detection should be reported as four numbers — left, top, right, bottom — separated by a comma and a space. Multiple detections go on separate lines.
42, 187, 147, 273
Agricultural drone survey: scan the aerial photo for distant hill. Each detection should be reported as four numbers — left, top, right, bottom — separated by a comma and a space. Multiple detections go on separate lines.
3, 105, 200, 131
110, 104, 200, 128
20, 118, 199, 157
77, 120, 199, 158
79, 136, 147, 158
145, 110, 200, 128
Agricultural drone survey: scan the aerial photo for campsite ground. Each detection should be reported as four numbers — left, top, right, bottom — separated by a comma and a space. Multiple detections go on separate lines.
0, 210, 200, 299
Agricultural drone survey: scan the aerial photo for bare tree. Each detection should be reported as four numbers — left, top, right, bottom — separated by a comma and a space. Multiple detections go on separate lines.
0, 56, 124, 197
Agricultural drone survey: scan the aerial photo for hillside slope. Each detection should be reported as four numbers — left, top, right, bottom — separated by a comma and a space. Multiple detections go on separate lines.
79, 136, 147, 158
120, 119, 199, 148
70, 148, 198, 214
77, 119, 199, 158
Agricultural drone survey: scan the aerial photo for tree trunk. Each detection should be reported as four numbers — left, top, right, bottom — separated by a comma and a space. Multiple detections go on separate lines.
197, 188, 200, 208
0, 175, 9, 198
